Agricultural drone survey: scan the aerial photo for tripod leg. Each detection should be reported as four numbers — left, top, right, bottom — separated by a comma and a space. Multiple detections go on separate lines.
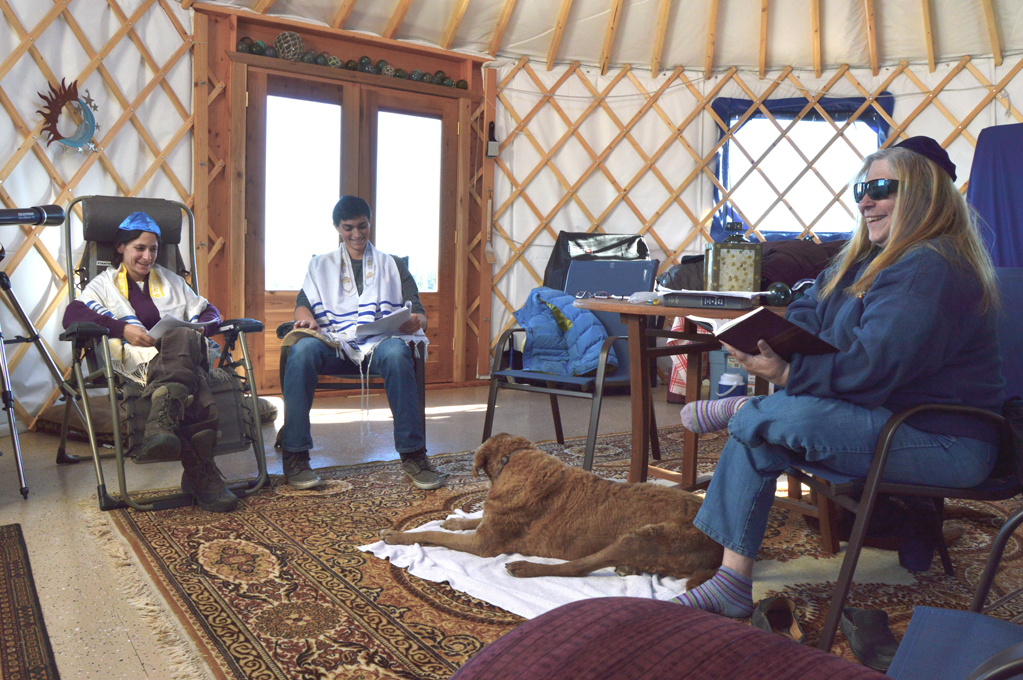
0, 273, 91, 437
0, 324, 28, 498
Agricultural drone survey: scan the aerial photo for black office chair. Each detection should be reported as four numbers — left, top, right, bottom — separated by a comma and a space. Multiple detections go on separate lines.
59, 195, 267, 511
785, 268, 1023, 651
482, 258, 659, 471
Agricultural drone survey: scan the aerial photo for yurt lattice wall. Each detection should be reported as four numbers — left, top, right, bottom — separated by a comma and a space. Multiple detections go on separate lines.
487, 54, 1023, 349
0, 0, 195, 429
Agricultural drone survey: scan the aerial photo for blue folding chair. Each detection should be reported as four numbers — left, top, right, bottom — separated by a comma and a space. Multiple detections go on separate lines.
785, 268, 1023, 652
482, 259, 658, 470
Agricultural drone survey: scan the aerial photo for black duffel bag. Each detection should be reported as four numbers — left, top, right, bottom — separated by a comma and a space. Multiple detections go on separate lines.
543, 232, 649, 291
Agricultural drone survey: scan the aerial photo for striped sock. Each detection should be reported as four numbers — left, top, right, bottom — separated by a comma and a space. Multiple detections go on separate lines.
680, 396, 751, 434
672, 566, 754, 618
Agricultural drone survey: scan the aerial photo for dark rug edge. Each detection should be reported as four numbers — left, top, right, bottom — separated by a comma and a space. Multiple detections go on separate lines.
1, 522, 61, 680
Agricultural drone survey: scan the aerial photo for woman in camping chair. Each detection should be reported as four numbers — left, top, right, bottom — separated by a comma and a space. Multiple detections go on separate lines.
673, 136, 1004, 618
62, 211, 238, 513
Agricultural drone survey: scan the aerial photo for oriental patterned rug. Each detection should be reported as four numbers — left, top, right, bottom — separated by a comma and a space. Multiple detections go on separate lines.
0, 523, 61, 680
95, 427, 1023, 678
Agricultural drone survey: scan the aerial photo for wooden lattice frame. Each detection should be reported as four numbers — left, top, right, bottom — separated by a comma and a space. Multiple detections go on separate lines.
489, 56, 1023, 348
0, 0, 198, 426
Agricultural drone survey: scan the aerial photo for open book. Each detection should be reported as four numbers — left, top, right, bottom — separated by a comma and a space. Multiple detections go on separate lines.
148, 315, 216, 340
686, 307, 837, 362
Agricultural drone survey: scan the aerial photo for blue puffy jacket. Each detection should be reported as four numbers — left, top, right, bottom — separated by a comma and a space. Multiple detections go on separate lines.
513, 287, 618, 377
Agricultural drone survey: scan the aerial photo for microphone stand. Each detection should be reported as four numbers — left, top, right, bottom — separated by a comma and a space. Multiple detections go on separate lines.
0, 205, 86, 498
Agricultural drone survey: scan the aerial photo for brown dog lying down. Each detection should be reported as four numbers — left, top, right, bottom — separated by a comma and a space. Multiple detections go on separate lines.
381, 433, 723, 588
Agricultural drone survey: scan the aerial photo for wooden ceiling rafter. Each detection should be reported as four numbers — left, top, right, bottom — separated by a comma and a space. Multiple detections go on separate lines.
979, 0, 1003, 67
547, 0, 573, 71
489, 0, 518, 55
599, 0, 625, 76
331, 0, 358, 29
383, 0, 413, 40
443, 0, 473, 50
811, 0, 821, 78
704, 0, 719, 78
252, 0, 278, 14
759, 0, 768, 78
650, 0, 671, 77
920, 0, 936, 73
864, 0, 879, 76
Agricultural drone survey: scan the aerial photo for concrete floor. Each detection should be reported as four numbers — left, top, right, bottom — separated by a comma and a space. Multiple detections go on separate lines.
0, 383, 682, 679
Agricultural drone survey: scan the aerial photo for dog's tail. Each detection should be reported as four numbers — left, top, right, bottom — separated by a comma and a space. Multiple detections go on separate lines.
684, 568, 719, 590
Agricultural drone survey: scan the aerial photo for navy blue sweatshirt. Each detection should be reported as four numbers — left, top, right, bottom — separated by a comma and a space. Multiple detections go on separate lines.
784, 241, 1004, 441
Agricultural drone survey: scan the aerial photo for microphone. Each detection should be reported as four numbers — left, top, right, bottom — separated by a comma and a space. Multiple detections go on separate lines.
0, 205, 65, 227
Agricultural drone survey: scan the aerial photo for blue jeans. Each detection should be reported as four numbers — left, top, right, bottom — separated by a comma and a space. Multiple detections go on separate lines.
694, 390, 999, 559
279, 337, 424, 455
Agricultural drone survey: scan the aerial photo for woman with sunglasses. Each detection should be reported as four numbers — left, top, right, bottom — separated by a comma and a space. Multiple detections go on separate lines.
672, 136, 1003, 620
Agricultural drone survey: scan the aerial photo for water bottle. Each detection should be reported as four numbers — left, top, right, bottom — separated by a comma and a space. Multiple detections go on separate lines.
715, 372, 746, 400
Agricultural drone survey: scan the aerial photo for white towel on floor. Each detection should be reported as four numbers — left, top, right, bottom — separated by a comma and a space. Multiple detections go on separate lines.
358, 510, 689, 619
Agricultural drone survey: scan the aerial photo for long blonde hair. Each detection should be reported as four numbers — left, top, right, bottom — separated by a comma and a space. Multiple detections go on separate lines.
819, 146, 998, 311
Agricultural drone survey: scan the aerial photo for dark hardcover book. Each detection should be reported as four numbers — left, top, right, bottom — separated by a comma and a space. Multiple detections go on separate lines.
661, 292, 754, 310
686, 307, 838, 362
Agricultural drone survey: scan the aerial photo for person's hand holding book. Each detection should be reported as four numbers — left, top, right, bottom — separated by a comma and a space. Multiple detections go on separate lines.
722, 339, 790, 387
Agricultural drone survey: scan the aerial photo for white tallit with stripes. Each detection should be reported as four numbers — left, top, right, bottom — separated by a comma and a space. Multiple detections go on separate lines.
302, 241, 428, 364
77, 263, 209, 383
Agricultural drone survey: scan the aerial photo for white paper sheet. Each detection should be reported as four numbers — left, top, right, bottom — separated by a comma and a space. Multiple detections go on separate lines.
148, 316, 216, 340
355, 304, 411, 337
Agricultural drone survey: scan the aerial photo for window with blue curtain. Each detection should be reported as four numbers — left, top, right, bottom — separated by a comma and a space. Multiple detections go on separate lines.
709, 94, 894, 242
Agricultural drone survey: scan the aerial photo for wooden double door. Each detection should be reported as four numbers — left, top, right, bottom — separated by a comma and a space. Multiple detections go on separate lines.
244, 72, 458, 393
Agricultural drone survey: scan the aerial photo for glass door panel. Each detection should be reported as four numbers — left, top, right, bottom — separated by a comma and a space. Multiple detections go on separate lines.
264, 95, 343, 290
374, 111, 442, 293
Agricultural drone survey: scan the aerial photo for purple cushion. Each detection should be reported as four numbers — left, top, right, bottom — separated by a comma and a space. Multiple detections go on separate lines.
453, 598, 884, 680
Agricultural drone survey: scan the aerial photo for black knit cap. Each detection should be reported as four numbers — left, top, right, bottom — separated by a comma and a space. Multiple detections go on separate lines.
894, 136, 957, 182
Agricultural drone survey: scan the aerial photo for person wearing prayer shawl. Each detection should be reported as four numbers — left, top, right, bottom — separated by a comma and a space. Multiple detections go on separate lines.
279, 195, 437, 490
62, 211, 238, 513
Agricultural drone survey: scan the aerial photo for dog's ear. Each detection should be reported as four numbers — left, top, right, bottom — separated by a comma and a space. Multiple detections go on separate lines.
473, 433, 533, 481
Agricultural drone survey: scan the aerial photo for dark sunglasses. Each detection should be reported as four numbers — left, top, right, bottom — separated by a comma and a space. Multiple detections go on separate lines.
853, 178, 899, 202
574, 291, 624, 300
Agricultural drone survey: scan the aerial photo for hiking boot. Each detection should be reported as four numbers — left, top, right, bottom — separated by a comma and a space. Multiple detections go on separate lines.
143, 383, 193, 460
283, 451, 323, 490
180, 429, 239, 513
400, 451, 443, 490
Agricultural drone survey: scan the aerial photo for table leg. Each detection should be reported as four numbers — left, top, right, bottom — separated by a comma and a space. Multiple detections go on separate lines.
626, 315, 651, 483
680, 320, 703, 488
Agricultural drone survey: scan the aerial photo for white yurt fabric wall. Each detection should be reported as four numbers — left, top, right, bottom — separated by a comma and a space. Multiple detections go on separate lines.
0, 0, 193, 430
488, 54, 1023, 338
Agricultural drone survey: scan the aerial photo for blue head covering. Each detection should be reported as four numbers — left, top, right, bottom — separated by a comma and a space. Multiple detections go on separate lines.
117, 211, 161, 237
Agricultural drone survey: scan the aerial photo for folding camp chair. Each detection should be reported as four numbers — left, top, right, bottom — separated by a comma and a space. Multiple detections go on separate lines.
59, 195, 268, 511
482, 258, 659, 470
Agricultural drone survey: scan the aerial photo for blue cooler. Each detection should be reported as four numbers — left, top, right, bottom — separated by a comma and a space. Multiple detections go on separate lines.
709, 349, 750, 400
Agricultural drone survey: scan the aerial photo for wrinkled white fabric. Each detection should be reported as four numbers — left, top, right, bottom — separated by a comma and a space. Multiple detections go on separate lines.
359, 510, 689, 619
